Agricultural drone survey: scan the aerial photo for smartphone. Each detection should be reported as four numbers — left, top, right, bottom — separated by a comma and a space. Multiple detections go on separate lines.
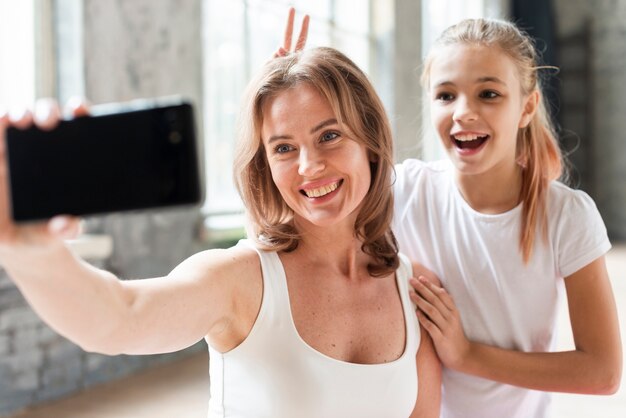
6, 98, 203, 222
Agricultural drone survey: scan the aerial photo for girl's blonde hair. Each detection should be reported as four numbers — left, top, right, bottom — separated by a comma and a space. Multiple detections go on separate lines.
234, 47, 398, 277
422, 18, 563, 263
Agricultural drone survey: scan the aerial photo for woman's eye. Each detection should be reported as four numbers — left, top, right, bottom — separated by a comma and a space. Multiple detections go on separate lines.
480, 90, 500, 99
275, 144, 293, 154
321, 131, 339, 142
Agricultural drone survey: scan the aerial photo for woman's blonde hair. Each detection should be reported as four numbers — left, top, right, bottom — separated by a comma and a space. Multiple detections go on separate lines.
421, 18, 563, 263
234, 47, 398, 276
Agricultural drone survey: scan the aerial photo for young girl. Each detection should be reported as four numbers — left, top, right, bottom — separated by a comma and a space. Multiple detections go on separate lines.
279, 11, 622, 418
397, 18, 622, 417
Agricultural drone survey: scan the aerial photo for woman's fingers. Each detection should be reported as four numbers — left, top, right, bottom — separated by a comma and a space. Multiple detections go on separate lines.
65, 96, 91, 118
34, 99, 62, 131
8, 107, 33, 130
48, 216, 82, 240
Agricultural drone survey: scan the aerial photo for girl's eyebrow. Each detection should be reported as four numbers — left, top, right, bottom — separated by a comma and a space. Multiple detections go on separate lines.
432, 76, 507, 88
267, 118, 338, 144
477, 76, 507, 85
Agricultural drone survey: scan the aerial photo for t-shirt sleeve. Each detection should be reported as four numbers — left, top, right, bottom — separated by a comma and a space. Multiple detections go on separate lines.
556, 189, 611, 278
393, 158, 426, 209
393, 159, 421, 230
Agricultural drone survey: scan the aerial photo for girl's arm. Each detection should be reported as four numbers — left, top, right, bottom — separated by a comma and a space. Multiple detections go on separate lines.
411, 256, 622, 394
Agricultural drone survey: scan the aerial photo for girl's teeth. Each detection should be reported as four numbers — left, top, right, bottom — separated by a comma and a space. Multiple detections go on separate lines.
455, 134, 482, 141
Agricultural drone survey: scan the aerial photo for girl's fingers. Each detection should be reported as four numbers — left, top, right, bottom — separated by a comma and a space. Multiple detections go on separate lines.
273, 47, 287, 58
294, 14, 310, 51
421, 277, 458, 311
416, 308, 444, 341
411, 277, 449, 315
282, 7, 296, 51
414, 276, 457, 312
411, 288, 448, 329
279, 7, 309, 56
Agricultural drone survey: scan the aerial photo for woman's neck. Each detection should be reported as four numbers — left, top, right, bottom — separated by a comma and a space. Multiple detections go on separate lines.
455, 164, 523, 214
291, 220, 370, 281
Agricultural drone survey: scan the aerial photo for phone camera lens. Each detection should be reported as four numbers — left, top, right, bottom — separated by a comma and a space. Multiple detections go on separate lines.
169, 131, 182, 144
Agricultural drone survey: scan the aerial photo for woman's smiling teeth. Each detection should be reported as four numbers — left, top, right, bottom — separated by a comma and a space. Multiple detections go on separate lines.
302, 181, 340, 198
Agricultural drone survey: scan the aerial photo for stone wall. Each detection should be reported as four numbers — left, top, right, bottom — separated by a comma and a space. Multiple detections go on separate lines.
554, 0, 626, 239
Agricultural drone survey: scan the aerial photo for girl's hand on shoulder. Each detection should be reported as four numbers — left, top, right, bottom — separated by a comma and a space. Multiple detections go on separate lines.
410, 277, 470, 370
273, 7, 309, 58
0, 99, 87, 251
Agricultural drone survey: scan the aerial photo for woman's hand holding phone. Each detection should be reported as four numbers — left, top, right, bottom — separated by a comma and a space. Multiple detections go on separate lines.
0, 99, 83, 254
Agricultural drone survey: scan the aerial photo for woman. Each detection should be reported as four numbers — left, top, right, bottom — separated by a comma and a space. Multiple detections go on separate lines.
0, 46, 440, 417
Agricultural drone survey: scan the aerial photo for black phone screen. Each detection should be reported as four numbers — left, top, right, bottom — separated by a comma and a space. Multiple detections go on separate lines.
6, 102, 202, 222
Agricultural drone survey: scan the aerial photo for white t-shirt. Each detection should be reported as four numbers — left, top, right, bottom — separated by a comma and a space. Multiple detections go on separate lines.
393, 158, 611, 418
207, 240, 421, 418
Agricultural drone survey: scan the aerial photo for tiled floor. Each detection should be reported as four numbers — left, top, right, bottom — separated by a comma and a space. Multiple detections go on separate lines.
9, 353, 210, 418
9, 246, 626, 418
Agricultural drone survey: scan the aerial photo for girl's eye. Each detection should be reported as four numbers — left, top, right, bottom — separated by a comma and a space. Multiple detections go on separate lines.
480, 90, 500, 99
435, 92, 454, 102
275, 144, 294, 154
321, 131, 340, 142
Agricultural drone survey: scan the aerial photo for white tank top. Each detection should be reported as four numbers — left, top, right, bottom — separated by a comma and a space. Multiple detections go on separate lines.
207, 240, 421, 418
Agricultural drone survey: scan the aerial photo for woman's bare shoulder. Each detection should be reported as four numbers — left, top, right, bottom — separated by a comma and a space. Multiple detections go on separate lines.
169, 242, 261, 282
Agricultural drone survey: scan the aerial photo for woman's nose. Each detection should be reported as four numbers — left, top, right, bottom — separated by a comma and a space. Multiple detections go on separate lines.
297, 148, 325, 177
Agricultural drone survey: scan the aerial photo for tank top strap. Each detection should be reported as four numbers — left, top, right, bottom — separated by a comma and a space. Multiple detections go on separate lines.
397, 252, 421, 351
236, 239, 293, 323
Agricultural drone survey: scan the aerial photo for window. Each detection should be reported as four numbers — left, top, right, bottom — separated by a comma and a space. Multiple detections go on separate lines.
0, 0, 36, 108
202, 0, 375, 223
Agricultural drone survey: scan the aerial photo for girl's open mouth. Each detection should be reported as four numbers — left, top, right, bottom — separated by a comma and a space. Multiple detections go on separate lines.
453, 135, 489, 150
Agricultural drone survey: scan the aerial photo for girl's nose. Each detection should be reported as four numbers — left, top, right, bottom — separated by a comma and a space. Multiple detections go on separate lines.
297, 148, 325, 177
452, 97, 478, 123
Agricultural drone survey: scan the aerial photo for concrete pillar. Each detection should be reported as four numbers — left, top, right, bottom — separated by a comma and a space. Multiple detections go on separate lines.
589, 0, 626, 239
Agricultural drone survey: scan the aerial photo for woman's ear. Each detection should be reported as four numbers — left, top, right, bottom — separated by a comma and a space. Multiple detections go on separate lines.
519, 90, 540, 128
368, 150, 378, 163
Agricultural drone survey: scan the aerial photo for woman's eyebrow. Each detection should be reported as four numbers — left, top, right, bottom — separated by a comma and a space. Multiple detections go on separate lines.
310, 118, 337, 134
267, 134, 292, 144
267, 118, 338, 143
